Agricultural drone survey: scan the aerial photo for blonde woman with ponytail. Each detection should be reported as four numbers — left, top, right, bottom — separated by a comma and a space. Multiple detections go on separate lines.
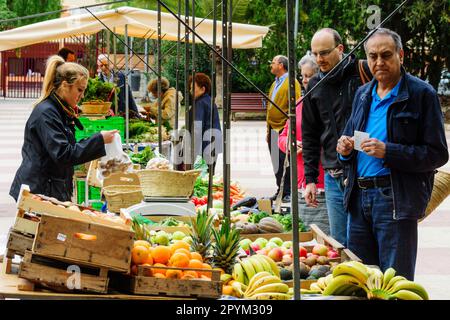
10, 55, 118, 202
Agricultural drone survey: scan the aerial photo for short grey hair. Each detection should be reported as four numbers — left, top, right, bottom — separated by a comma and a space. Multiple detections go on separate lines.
97, 53, 109, 63
275, 55, 289, 71
298, 53, 319, 73
364, 28, 403, 52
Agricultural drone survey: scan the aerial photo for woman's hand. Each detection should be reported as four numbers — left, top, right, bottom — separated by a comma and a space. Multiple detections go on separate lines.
101, 130, 119, 144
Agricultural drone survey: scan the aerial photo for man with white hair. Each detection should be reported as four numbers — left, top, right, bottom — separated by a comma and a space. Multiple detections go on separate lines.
97, 54, 140, 117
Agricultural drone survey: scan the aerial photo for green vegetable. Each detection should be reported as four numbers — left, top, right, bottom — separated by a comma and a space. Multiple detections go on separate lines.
248, 211, 270, 224
129, 146, 155, 165
193, 178, 209, 197
81, 77, 117, 103
271, 214, 307, 232
159, 217, 181, 227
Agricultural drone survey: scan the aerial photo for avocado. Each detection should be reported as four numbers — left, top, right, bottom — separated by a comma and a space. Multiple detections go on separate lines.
309, 267, 328, 279
317, 256, 329, 265
304, 256, 317, 267
300, 262, 310, 279
317, 265, 331, 274
280, 268, 293, 281
306, 275, 317, 280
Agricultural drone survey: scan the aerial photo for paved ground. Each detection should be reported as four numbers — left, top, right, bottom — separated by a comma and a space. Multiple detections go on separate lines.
0, 98, 449, 299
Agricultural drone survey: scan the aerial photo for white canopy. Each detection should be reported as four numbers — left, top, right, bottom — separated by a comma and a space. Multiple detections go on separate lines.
0, 6, 269, 51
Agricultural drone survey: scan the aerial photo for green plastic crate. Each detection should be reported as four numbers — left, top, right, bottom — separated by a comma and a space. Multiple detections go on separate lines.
75, 116, 125, 142
90, 201, 104, 211
76, 179, 102, 205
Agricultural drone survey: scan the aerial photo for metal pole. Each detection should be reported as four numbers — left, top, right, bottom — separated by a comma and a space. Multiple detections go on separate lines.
125, 24, 130, 147
157, 1, 163, 153
191, 0, 196, 166
222, 0, 231, 220
113, 27, 118, 116
207, 0, 218, 212
294, 0, 299, 42
286, 0, 300, 300
175, 0, 181, 131
184, 0, 191, 170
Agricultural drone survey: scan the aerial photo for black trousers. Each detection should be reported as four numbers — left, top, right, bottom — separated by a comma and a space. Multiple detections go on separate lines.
268, 127, 291, 197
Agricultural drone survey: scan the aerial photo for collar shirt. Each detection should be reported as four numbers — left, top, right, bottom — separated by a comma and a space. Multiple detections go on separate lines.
271, 72, 289, 101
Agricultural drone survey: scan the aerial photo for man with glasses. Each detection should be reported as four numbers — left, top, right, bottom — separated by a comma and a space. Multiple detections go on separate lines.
302, 28, 371, 246
266, 55, 301, 203
97, 54, 141, 118
337, 28, 448, 280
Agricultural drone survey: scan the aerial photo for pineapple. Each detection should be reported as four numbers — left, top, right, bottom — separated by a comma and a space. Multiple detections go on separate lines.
131, 216, 153, 242
190, 209, 214, 260
212, 217, 241, 274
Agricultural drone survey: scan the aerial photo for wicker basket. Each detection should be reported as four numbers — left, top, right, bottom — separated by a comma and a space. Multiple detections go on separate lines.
137, 169, 201, 198
420, 170, 450, 222
103, 185, 143, 213
81, 101, 112, 114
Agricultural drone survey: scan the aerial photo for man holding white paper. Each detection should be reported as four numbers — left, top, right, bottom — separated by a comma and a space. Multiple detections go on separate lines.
337, 28, 448, 280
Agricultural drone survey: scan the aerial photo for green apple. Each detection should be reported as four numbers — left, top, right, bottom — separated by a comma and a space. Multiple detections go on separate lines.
254, 237, 269, 249
282, 241, 293, 249
153, 231, 170, 246
182, 236, 193, 245
265, 241, 279, 250
172, 231, 186, 241
239, 239, 252, 250
270, 237, 283, 247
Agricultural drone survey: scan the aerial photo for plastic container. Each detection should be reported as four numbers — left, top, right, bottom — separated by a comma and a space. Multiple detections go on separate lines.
75, 116, 125, 142
76, 179, 102, 204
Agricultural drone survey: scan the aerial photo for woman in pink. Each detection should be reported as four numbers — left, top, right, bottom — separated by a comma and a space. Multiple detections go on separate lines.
278, 54, 329, 234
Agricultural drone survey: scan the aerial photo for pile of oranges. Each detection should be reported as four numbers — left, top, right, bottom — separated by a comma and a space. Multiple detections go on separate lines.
131, 240, 218, 280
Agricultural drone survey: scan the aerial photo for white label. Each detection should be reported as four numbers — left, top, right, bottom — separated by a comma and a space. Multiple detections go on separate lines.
354, 130, 370, 152
57, 233, 67, 242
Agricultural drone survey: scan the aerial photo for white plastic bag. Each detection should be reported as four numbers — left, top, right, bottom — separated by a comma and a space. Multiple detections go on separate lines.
97, 133, 133, 180
146, 157, 172, 170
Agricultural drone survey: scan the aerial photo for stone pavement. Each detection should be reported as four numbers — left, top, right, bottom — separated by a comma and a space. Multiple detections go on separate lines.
0, 98, 449, 299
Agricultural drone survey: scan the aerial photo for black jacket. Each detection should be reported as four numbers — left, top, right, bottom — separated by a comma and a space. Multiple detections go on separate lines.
10, 94, 106, 202
302, 55, 371, 184
341, 71, 449, 220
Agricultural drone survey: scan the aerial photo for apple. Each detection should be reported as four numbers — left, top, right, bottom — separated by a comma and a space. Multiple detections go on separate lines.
153, 231, 170, 246
312, 244, 329, 256
250, 243, 261, 252
256, 249, 267, 255
239, 239, 252, 251
254, 238, 268, 249
306, 252, 313, 258
268, 248, 284, 262
299, 246, 307, 258
244, 249, 250, 255
172, 231, 186, 241
270, 237, 283, 247
182, 236, 193, 245
282, 241, 293, 249
282, 254, 293, 266
327, 250, 340, 259
265, 242, 279, 250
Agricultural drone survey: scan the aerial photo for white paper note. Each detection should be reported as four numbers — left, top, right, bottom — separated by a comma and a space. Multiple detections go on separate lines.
354, 130, 370, 151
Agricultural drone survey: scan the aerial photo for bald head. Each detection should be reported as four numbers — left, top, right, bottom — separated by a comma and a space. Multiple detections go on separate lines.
311, 28, 344, 72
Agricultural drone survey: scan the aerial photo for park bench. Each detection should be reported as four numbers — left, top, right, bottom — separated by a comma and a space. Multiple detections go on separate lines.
230, 92, 266, 121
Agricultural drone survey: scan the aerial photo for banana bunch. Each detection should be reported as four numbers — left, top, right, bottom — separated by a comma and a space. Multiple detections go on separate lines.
242, 271, 292, 300
314, 261, 429, 300
232, 255, 280, 285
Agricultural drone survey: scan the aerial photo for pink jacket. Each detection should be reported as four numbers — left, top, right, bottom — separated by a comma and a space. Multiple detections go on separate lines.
278, 100, 325, 189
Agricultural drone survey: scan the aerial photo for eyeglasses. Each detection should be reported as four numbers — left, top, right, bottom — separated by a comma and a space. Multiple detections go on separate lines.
311, 44, 340, 58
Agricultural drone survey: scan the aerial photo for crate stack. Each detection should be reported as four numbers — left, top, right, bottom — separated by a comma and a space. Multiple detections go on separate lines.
3, 185, 134, 294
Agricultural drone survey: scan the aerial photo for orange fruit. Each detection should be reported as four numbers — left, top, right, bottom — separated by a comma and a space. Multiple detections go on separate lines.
142, 254, 154, 265
131, 245, 150, 265
131, 264, 138, 276
173, 248, 192, 259
181, 273, 196, 280
166, 269, 183, 279
169, 252, 190, 268
199, 263, 213, 278
142, 263, 153, 276
151, 263, 168, 276
134, 240, 151, 249
190, 252, 203, 262
188, 259, 203, 270
170, 240, 191, 253
222, 285, 234, 295
200, 275, 211, 281
153, 273, 166, 279
151, 246, 172, 264
183, 270, 199, 278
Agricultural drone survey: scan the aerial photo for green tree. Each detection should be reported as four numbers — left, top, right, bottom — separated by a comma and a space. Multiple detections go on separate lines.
0, 0, 16, 30
7, 0, 61, 27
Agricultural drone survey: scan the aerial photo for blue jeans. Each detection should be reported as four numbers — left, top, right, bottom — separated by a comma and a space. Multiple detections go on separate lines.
324, 173, 349, 246
348, 186, 418, 281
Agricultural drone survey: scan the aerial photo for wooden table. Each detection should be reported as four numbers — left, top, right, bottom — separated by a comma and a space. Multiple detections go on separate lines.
0, 272, 193, 300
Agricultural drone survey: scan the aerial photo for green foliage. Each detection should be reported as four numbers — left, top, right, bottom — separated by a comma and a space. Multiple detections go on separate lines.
7, 0, 61, 28
0, 0, 16, 30
81, 77, 116, 103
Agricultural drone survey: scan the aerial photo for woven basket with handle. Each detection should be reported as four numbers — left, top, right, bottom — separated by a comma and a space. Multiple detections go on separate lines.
82, 101, 112, 114
103, 185, 143, 213
420, 170, 450, 222
137, 169, 201, 198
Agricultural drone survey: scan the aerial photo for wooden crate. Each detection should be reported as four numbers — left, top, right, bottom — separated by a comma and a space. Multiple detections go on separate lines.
19, 251, 109, 294
110, 265, 222, 298
32, 214, 134, 272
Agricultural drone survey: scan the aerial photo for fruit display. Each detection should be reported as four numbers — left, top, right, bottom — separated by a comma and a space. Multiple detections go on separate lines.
232, 255, 280, 286
231, 271, 292, 300
211, 218, 241, 274
231, 212, 307, 234
303, 261, 429, 300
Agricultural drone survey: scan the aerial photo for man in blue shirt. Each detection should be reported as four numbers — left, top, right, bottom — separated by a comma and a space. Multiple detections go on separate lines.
337, 28, 448, 280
